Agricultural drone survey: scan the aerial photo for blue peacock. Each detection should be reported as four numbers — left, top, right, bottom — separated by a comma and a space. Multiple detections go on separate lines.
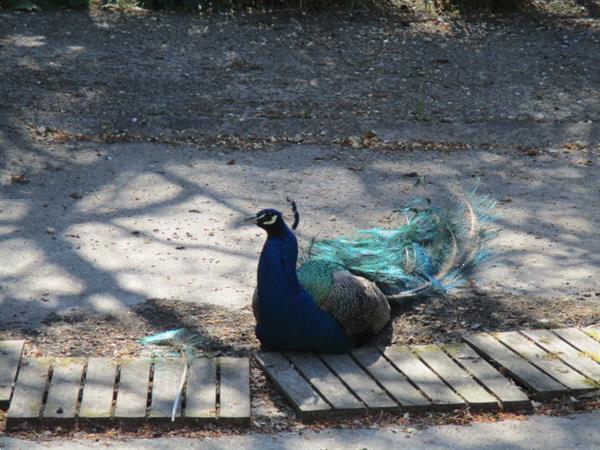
139, 190, 495, 420
249, 192, 495, 354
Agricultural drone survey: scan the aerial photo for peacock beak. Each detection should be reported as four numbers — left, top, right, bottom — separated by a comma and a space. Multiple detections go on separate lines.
244, 215, 259, 225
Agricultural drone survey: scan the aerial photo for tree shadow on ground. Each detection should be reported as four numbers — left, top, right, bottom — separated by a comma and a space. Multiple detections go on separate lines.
0, 10, 599, 354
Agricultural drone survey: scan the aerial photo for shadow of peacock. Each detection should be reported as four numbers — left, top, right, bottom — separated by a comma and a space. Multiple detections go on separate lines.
249, 192, 496, 354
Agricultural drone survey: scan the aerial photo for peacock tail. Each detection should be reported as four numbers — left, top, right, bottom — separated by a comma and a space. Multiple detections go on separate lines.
298, 189, 496, 302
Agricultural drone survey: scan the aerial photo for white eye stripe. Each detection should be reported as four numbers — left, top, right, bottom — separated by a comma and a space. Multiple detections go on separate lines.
257, 213, 266, 220
262, 215, 277, 225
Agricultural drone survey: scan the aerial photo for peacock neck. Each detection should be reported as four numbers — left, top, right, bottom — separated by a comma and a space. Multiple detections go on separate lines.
269, 223, 301, 287
257, 223, 302, 306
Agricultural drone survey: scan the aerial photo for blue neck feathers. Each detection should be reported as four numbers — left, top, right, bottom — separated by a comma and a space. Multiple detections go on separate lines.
255, 220, 353, 353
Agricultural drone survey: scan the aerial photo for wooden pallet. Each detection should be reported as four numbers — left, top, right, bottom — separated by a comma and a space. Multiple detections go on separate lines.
465, 328, 599, 398
257, 327, 599, 419
2, 325, 598, 426
5, 356, 250, 430
257, 343, 529, 419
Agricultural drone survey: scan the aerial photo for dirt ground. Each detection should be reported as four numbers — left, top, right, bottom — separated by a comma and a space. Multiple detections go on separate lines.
0, 294, 598, 359
1, 4, 600, 439
1, 8, 599, 144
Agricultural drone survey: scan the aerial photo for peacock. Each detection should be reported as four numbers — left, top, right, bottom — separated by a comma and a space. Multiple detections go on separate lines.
139, 189, 496, 420
249, 191, 495, 354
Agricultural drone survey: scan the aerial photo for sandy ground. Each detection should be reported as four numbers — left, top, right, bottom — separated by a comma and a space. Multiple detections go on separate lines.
0, 6, 599, 439
0, 142, 598, 329
2, 411, 600, 450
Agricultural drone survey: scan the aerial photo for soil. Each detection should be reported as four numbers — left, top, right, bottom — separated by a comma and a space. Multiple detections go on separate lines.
0, 294, 598, 359
1, 3, 600, 440
1, 8, 599, 145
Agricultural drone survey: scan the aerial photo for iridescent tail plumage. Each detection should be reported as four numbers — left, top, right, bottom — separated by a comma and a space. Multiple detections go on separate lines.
301, 189, 496, 300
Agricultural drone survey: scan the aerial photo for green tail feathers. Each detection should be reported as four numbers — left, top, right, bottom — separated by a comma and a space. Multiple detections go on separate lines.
299, 189, 496, 300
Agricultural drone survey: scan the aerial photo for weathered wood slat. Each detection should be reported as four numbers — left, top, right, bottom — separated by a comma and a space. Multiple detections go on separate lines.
552, 328, 600, 362
185, 358, 217, 420
219, 357, 251, 423
6, 358, 50, 429
149, 359, 184, 420
43, 358, 85, 422
0, 340, 25, 407
382, 347, 465, 408
465, 333, 565, 397
443, 343, 530, 410
494, 331, 593, 392
520, 329, 599, 382
287, 353, 364, 412
321, 353, 397, 410
255, 352, 330, 417
79, 358, 117, 420
113, 359, 151, 421
352, 348, 430, 410
414, 345, 498, 409
584, 325, 600, 342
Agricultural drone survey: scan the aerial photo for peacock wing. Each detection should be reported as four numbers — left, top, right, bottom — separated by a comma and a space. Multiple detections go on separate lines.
320, 271, 390, 337
297, 259, 336, 306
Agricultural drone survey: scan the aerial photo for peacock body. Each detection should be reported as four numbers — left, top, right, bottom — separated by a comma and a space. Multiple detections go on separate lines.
251, 192, 495, 353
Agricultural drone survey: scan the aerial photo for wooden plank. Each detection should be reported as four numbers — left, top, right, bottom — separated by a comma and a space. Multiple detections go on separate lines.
0, 340, 25, 407
465, 333, 566, 397
113, 359, 150, 421
443, 343, 530, 410
286, 353, 364, 412
382, 346, 465, 409
414, 345, 498, 409
552, 328, 600, 362
219, 357, 251, 423
255, 352, 330, 417
185, 358, 217, 420
43, 358, 85, 422
583, 325, 600, 342
149, 359, 184, 420
6, 358, 50, 429
494, 331, 593, 392
320, 353, 397, 410
79, 358, 117, 421
352, 347, 430, 410
520, 329, 599, 382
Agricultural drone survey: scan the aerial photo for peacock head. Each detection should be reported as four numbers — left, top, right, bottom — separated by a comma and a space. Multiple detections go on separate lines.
246, 198, 300, 233
250, 209, 285, 231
